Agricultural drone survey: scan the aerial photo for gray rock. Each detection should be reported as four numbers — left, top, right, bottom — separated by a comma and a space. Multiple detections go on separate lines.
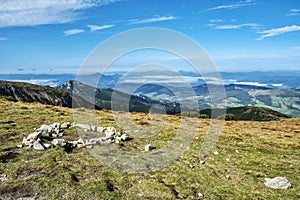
77, 138, 85, 145
106, 131, 115, 139
61, 122, 71, 129
24, 139, 34, 147
96, 126, 104, 132
36, 124, 52, 137
43, 143, 51, 148
120, 134, 129, 141
264, 177, 292, 189
26, 132, 41, 140
52, 139, 67, 147
144, 144, 153, 151
33, 141, 45, 150
199, 160, 205, 164
0, 176, 8, 182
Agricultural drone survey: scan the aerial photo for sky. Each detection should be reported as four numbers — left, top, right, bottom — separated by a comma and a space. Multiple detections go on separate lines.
0, 0, 300, 74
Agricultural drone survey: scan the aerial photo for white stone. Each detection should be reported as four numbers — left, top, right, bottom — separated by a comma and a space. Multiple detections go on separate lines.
214, 151, 219, 155
43, 143, 51, 148
199, 160, 205, 164
264, 177, 292, 189
27, 132, 40, 140
0, 176, 8, 182
52, 139, 66, 147
17, 144, 23, 148
144, 144, 153, 151
120, 134, 129, 141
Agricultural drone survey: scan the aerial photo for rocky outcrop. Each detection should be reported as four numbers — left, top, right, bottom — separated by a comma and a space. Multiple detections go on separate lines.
0, 80, 97, 109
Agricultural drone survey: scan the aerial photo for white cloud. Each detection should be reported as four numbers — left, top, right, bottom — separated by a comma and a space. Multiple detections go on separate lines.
287, 9, 300, 16
130, 16, 177, 24
0, 37, 7, 41
256, 25, 300, 40
203, 0, 255, 12
87, 24, 114, 32
64, 29, 85, 36
209, 19, 223, 23
208, 23, 260, 30
0, 0, 118, 27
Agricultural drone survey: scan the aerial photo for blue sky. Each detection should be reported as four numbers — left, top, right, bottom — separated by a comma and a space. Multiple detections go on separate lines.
0, 0, 299, 74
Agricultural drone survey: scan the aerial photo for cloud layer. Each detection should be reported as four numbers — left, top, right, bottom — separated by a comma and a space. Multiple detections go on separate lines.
0, 0, 117, 27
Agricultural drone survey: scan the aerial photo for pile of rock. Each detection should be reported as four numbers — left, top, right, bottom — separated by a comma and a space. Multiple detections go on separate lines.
20, 122, 130, 150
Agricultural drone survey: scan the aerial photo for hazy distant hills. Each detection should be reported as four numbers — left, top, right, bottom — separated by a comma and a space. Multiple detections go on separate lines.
135, 83, 300, 117
0, 70, 299, 117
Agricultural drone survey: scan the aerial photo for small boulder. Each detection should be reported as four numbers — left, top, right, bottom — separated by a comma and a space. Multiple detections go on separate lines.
264, 177, 292, 189
33, 141, 45, 150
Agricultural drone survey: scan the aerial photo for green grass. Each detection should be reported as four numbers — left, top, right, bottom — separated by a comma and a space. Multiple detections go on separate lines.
0, 99, 299, 199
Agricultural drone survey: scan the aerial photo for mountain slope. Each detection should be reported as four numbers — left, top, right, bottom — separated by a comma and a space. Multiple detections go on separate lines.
200, 106, 289, 121
0, 80, 97, 109
57, 80, 180, 114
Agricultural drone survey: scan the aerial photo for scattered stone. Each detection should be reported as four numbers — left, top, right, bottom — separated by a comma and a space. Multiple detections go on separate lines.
0, 175, 8, 182
33, 141, 44, 150
61, 122, 71, 129
120, 134, 129, 141
27, 132, 41, 140
36, 124, 51, 137
199, 160, 205, 164
214, 151, 219, 155
264, 177, 292, 189
198, 192, 204, 198
144, 144, 153, 151
43, 143, 51, 148
235, 150, 239, 153
106, 131, 115, 139
52, 139, 67, 147
17, 144, 23, 148
226, 158, 230, 162
189, 164, 194, 168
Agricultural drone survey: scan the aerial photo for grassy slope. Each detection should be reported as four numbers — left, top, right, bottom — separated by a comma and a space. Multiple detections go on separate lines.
0, 98, 299, 199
